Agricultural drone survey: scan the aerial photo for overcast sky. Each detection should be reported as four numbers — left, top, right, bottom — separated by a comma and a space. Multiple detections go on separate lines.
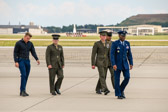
0, 0, 168, 27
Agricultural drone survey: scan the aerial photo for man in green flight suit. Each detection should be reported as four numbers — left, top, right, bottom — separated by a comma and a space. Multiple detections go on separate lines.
105, 30, 115, 89
46, 34, 64, 96
91, 31, 110, 95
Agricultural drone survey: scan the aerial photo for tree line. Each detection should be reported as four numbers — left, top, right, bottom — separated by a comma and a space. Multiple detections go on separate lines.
43, 23, 168, 33
43, 24, 114, 33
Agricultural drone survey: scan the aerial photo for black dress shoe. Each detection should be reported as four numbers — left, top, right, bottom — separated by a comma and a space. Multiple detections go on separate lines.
51, 92, 57, 96
55, 89, 61, 95
104, 90, 110, 95
96, 90, 102, 94
24, 91, 29, 96
117, 96, 123, 99
121, 92, 126, 99
20, 91, 27, 97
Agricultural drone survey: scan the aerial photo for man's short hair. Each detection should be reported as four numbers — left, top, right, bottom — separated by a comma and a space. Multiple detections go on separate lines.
25, 32, 32, 37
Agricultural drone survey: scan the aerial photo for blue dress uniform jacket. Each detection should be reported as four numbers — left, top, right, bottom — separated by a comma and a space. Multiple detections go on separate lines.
110, 39, 133, 97
110, 39, 133, 70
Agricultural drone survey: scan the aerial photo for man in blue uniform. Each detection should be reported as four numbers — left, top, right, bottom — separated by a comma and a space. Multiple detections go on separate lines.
110, 31, 133, 99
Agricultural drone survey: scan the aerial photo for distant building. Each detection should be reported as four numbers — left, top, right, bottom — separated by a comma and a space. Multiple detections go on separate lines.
97, 25, 168, 35
97, 26, 128, 34
77, 28, 95, 33
127, 25, 162, 35
0, 22, 46, 34
162, 27, 168, 32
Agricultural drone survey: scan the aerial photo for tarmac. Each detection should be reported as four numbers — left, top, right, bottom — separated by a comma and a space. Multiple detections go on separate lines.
0, 46, 168, 112
1, 39, 168, 41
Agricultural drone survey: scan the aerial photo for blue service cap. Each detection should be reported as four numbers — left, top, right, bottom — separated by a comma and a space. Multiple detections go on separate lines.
118, 31, 127, 36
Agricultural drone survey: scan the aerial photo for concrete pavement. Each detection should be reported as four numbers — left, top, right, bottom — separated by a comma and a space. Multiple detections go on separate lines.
1, 39, 168, 41
0, 47, 168, 112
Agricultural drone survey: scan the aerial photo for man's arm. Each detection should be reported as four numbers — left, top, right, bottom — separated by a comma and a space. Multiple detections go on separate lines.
30, 43, 40, 65
91, 42, 98, 69
60, 46, 64, 67
127, 42, 133, 69
110, 42, 116, 66
30, 43, 39, 60
110, 42, 117, 71
13, 42, 20, 67
13, 42, 19, 63
46, 46, 51, 67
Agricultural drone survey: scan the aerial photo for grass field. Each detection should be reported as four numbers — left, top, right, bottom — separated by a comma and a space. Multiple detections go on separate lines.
0, 35, 168, 46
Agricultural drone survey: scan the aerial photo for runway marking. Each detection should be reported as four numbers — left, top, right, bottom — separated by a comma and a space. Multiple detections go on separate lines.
138, 48, 157, 67
20, 73, 98, 112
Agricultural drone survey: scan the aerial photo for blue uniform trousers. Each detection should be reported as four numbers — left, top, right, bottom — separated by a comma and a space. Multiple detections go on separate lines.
114, 69, 130, 96
18, 58, 31, 92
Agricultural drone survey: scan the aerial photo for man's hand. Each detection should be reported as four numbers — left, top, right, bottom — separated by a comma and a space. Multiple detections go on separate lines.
48, 65, 52, 69
130, 65, 133, 70
113, 65, 117, 71
92, 66, 95, 69
15, 62, 19, 68
37, 60, 40, 65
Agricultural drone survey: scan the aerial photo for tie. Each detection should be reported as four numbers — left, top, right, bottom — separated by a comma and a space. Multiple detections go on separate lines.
55, 45, 58, 49
122, 42, 124, 46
